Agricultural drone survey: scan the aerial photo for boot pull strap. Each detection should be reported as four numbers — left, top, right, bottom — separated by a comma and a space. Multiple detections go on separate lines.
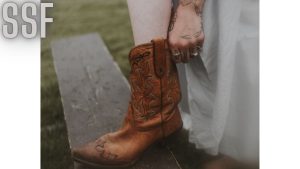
151, 38, 167, 78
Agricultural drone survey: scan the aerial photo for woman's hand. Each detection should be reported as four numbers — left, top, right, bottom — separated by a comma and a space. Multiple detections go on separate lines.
168, 0, 205, 63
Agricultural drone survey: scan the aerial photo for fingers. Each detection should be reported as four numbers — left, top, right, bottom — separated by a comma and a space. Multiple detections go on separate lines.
171, 48, 198, 63
181, 48, 189, 63
189, 47, 199, 58
169, 32, 204, 63
170, 48, 181, 63
170, 48, 191, 63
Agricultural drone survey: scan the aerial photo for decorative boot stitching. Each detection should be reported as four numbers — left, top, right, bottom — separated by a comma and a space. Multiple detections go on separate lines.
94, 137, 118, 160
130, 51, 161, 122
165, 72, 181, 116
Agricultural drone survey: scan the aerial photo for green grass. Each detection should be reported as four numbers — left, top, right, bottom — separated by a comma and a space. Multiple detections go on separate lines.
41, 0, 133, 169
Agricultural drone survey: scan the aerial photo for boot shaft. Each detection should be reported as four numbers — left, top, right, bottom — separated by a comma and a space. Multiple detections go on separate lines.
128, 38, 181, 130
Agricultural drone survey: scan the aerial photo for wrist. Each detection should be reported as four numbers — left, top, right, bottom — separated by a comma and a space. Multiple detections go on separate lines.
176, 0, 204, 15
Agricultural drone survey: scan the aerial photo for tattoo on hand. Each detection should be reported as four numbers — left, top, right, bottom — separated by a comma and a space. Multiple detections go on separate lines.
193, 31, 202, 38
180, 30, 202, 40
180, 34, 192, 40
171, 0, 205, 39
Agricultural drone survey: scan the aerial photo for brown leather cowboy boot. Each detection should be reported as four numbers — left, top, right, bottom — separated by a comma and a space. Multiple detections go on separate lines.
71, 38, 182, 168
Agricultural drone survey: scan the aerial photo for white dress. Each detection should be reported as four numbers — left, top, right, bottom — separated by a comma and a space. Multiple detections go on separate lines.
175, 0, 259, 162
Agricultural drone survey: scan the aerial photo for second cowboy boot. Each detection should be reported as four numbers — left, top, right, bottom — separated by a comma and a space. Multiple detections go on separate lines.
72, 38, 182, 168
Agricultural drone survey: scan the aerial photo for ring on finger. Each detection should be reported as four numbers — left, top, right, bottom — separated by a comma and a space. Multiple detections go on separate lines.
171, 49, 181, 62
190, 47, 199, 57
171, 49, 181, 56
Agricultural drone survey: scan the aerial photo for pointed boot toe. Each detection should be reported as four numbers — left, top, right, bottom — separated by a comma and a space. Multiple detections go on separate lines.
71, 147, 86, 161
71, 146, 93, 164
